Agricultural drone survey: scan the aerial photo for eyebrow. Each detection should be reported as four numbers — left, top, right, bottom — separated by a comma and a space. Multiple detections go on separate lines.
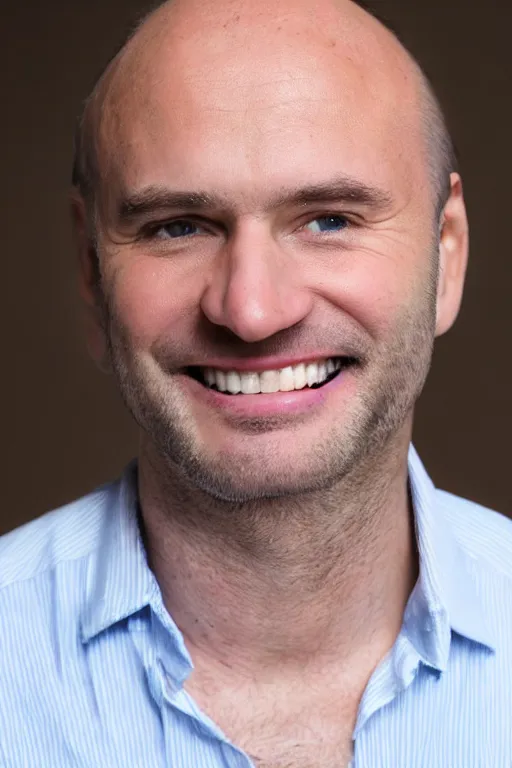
116, 175, 394, 223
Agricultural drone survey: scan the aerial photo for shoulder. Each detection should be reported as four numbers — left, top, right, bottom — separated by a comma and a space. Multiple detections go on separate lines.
437, 489, 512, 656
436, 489, 512, 578
0, 479, 122, 655
0, 478, 121, 591
0, 473, 133, 756
0, 477, 123, 721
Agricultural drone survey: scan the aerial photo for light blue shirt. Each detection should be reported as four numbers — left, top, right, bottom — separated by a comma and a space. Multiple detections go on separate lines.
1, 446, 511, 767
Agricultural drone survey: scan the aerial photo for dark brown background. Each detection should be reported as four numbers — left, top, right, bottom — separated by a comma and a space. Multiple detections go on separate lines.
2, 0, 510, 535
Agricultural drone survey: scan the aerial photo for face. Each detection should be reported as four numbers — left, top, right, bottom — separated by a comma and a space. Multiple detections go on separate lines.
77, 5, 468, 502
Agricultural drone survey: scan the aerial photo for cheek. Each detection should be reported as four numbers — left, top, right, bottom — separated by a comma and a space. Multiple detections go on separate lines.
106, 255, 204, 347
314, 252, 417, 339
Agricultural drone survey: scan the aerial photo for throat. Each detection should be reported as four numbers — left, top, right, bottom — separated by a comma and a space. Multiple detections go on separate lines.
152, 504, 397, 673
139, 439, 416, 678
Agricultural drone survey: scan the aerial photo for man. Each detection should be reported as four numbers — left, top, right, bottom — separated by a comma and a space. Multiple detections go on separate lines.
0, 0, 511, 765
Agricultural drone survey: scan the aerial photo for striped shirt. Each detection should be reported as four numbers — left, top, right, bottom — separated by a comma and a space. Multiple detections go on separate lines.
0, 445, 511, 767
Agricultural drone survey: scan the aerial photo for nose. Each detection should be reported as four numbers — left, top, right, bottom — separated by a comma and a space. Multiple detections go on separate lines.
200, 222, 313, 343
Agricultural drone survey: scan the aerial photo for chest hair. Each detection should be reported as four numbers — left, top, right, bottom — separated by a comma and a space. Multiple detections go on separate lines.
185, 672, 357, 768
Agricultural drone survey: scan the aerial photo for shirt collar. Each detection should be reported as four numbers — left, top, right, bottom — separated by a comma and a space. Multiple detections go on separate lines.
404, 445, 495, 671
80, 462, 194, 685
80, 461, 156, 643
80, 448, 496, 667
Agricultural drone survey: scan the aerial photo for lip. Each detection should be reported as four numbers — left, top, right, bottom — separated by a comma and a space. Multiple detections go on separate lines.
185, 353, 350, 374
180, 365, 354, 419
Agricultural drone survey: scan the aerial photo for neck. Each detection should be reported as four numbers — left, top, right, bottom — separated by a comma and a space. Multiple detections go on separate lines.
138, 434, 418, 679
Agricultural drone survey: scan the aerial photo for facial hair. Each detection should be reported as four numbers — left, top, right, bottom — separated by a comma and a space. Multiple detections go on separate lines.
102, 251, 438, 504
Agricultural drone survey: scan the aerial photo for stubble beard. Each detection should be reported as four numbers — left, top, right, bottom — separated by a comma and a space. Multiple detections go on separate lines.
103, 264, 438, 505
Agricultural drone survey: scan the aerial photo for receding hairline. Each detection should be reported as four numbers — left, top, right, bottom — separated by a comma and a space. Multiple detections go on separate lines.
72, 0, 457, 220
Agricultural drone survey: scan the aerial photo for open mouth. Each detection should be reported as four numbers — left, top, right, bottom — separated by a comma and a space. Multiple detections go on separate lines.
185, 357, 357, 396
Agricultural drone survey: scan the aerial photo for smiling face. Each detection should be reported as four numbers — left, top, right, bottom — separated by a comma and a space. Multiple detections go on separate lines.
75, 0, 468, 502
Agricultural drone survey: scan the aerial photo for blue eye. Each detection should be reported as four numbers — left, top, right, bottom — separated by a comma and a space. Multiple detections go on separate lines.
306, 215, 349, 234
156, 220, 204, 239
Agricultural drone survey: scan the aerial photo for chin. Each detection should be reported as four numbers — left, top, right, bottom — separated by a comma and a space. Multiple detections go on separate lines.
169, 441, 358, 503
183, 473, 327, 504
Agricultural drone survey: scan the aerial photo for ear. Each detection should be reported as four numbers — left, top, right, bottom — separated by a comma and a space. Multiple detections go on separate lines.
435, 173, 469, 337
70, 191, 112, 372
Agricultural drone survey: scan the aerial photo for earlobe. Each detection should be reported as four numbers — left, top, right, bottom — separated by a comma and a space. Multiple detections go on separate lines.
434, 173, 469, 338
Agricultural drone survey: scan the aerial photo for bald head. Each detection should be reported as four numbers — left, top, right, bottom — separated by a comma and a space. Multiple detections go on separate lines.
70, 0, 469, 505
72, 0, 456, 225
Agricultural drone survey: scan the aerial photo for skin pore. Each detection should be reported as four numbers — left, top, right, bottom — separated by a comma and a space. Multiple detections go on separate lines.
72, 0, 469, 760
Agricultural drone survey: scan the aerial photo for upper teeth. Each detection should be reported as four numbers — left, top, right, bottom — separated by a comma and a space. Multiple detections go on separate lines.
202, 358, 341, 394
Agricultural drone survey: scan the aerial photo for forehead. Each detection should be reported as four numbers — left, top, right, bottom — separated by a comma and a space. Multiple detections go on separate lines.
95, 2, 426, 206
